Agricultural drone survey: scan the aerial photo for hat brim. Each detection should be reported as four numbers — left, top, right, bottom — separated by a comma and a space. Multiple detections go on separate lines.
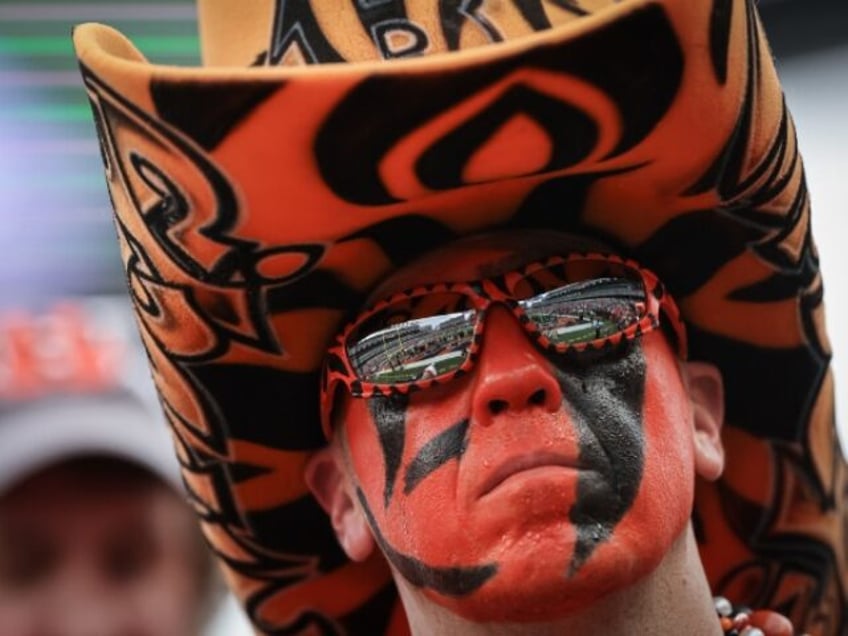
73, 1, 844, 633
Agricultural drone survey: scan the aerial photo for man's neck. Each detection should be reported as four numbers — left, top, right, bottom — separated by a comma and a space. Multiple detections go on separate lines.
399, 527, 722, 636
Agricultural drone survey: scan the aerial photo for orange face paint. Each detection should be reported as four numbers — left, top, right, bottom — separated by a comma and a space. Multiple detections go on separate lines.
336, 249, 697, 622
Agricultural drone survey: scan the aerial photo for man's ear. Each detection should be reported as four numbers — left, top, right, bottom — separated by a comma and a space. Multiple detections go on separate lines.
304, 446, 376, 562
682, 361, 725, 482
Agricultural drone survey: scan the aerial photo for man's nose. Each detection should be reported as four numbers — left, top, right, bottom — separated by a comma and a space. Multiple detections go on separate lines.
470, 305, 563, 426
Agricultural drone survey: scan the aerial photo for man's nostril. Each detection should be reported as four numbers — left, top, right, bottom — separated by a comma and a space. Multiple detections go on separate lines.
488, 399, 509, 415
528, 389, 547, 406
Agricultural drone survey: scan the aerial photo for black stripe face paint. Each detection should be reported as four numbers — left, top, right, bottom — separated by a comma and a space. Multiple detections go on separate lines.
367, 394, 409, 508
356, 488, 497, 596
549, 346, 646, 575
404, 419, 470, 495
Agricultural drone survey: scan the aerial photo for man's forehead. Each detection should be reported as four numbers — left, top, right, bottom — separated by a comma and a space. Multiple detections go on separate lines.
368, 231, 616, 302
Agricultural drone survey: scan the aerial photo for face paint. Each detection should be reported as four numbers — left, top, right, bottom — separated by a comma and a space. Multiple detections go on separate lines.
335, 242, 698, 622
354, 487, 497, 597
553, 345, 646, 575
367, 394, 409, 509
403, 418, 469, 496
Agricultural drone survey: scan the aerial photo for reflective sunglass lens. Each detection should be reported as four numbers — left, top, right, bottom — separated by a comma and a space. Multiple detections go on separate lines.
519, 275, 646, 347
346, 293, 477, 385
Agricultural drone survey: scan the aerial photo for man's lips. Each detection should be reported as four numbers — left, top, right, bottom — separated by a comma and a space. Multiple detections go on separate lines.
476, 452, 582, 500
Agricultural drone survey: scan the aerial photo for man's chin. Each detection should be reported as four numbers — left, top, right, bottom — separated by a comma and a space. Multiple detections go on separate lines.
421, 534, 660, 623
424, 566, 622, 623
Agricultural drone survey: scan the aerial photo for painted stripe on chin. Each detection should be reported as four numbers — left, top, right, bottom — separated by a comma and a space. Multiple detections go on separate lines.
356, 488, 498, 597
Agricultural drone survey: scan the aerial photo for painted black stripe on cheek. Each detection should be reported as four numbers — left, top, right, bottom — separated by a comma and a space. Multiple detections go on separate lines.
356, 488, 497, 596
404, 419, 470, 495
548, 344, 647, 575
367, 394, 409, 509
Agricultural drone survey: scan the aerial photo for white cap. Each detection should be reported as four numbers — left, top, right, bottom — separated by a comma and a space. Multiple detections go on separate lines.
0, 394, 181, 495
0, 297, 181, 495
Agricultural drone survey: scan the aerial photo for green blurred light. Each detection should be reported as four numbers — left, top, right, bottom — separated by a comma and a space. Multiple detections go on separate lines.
0, 103, 94, 123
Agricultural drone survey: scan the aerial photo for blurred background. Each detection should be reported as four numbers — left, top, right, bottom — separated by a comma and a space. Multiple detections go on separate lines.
0, 0, 844, 634
0, 3, 252, 632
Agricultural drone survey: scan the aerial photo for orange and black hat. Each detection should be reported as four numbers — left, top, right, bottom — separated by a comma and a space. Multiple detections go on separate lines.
73, 1, 845, 634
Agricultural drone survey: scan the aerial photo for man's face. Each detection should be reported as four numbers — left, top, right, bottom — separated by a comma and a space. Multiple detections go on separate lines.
0, 459, 204, 636
332, 238, 700, 621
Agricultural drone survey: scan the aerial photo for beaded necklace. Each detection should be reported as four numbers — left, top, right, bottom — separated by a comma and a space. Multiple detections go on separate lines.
714, 596, 798, 636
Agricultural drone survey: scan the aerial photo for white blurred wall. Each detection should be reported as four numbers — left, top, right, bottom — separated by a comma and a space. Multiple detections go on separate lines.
777, 45, 848, 453
206, 593, 252, 636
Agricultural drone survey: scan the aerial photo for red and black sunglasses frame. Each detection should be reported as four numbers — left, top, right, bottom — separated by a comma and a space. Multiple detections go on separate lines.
321, 252, 687, 429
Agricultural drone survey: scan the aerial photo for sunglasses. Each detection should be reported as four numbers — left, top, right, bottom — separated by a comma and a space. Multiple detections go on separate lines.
322, 253, 686, 413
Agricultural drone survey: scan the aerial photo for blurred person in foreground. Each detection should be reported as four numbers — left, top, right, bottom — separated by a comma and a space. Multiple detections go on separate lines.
0, 301, 217, 636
